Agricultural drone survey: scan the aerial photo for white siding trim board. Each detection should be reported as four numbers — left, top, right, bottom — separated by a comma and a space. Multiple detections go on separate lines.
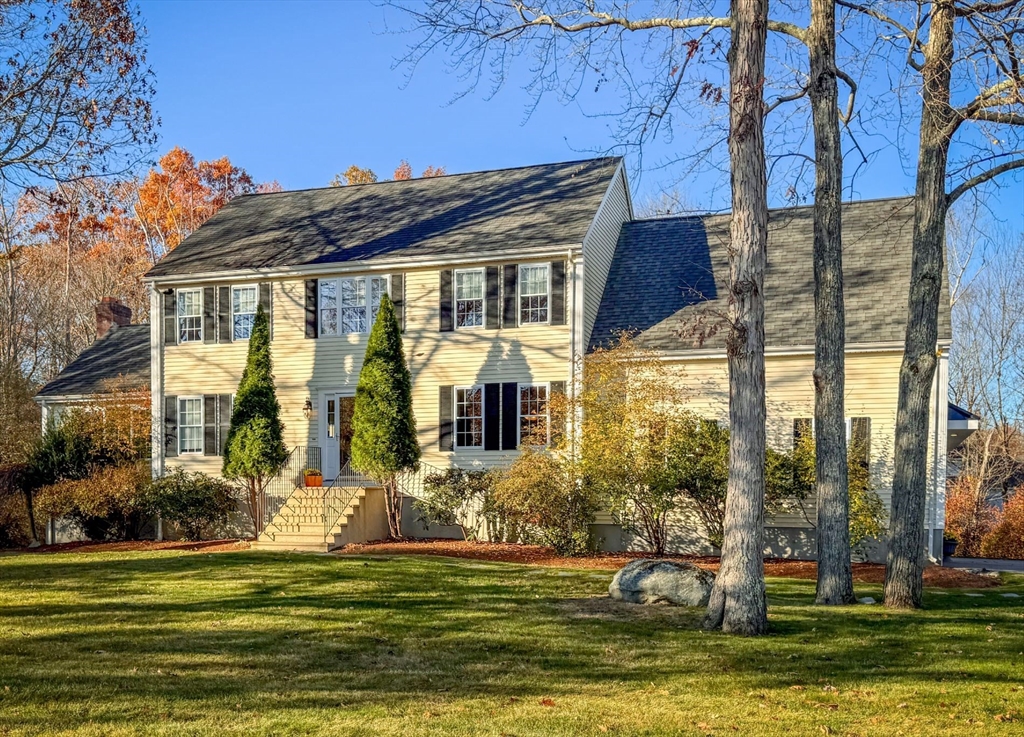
145, 245, 585, 288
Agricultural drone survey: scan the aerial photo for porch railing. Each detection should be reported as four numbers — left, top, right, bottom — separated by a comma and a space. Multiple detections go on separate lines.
322, 460, 372, 541
258, 446, 322, 538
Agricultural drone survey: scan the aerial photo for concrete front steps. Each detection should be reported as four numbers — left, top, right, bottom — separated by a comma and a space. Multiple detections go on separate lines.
253, 484, 388, 552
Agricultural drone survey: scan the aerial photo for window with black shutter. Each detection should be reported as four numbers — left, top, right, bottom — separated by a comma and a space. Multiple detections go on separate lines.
304, 279, 318, 338
164, 395, 177, 457
438, 385, 453, 450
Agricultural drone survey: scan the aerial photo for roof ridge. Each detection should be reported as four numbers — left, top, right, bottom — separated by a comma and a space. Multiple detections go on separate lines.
631, 195, 916, 224
237, 156, 623, 198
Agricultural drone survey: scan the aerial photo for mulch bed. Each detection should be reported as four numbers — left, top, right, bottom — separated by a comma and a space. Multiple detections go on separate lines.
336, 538, 1004, 589
8, 537, 1002, 589
14, 539, 251, 555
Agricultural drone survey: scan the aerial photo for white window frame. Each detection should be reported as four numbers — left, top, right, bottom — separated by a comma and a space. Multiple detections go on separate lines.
177, 288, 203, 344
178, 396, 204, 455
231, 284, 258, 341
518, 264, 551, 326
454, 268, 485, 330
517, 382, 551, 446
808, 417, 853, 442
318, 275, 389, 337
454, 384, 484, 448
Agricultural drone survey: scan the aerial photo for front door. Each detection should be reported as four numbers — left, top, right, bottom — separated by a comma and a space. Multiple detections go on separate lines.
322, 392, 356, 480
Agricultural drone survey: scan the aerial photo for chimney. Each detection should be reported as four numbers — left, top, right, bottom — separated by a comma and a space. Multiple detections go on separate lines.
95, 297, 132, 339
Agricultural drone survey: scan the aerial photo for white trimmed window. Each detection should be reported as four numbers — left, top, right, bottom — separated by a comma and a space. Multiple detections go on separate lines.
455, 269, 484, 329
177, 289, 202, 343
519, 264, 550, 325
519, 384, 550, 445
232, 285, 258, 340
455, 386, 484, 448
320, 276, 388, 336
178, 397, 203, 454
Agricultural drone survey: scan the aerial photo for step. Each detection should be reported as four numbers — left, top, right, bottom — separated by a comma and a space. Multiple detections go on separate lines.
253, 539, 330, 552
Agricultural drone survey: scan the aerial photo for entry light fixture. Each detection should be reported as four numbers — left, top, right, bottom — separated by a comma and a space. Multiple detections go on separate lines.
302, 397, 313, 419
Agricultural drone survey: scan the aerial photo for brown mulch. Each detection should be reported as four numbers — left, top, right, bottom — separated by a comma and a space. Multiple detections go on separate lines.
6, 537, 1002, 589
336, 538, 1004, 589
14, 539, 251, 555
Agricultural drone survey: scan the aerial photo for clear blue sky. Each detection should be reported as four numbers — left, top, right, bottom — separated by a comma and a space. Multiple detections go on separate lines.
141, 0, 1023, 227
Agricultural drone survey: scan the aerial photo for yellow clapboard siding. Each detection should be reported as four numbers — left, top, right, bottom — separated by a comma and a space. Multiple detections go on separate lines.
163, 259, 572, 473
661, 350, 941, 529
582, 167, 631, 347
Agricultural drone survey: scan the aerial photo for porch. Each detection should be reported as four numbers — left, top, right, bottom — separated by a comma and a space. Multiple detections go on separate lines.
253, 446, 441, 552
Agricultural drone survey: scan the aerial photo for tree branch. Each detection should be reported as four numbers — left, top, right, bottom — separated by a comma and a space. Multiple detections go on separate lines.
947, 157, 1024, 204
505, 3, 807, 42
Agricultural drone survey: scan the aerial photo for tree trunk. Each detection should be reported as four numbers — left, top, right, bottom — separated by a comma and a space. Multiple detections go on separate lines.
23, 487, 39, 546
703, 0, 769, 636
384, 476, 403, 539
884, 1, 956, 610
809, 0, 854, 605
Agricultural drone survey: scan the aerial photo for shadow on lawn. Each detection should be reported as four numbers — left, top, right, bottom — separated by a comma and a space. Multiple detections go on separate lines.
1, 551, 1022, 724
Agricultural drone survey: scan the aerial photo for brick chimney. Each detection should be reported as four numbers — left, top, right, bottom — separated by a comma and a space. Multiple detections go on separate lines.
95, 297, 132, 339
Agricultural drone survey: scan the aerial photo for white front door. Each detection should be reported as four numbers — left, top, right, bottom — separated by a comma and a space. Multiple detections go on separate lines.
321, 391, 355, 480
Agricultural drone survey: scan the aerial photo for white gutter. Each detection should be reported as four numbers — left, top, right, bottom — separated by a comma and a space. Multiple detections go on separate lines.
145, 244, 584, 287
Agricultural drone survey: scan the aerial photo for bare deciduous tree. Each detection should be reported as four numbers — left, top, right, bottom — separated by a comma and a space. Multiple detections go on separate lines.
839, 0, 1024, 609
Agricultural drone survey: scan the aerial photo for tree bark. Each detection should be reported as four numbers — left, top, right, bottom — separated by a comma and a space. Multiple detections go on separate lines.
703, 0, 769, 636
809, 0, 854, 605
884, 1, 956, 610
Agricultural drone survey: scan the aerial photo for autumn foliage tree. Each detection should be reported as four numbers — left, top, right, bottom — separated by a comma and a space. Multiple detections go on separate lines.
330, 161, 446, 186
134, 146, 276, 258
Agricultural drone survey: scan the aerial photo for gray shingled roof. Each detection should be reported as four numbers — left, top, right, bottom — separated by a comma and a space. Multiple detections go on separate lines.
36, 325, 150, 398
590, 197, 953, 352
146, 158, 622, 278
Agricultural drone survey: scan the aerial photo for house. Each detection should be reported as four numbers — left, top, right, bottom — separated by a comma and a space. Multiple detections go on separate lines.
35, 298, 150, 429
34, 297, 151, 544
41, 157, 969, 560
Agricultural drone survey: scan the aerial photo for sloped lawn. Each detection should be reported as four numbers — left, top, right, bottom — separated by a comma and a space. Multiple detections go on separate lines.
0, 549, 1022, 736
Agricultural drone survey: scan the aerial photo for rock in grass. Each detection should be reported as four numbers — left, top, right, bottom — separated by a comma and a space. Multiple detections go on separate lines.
857, 596, 877, 605
608, 559, 714, 606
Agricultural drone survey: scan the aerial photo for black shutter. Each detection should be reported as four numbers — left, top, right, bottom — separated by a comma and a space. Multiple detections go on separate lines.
203, 286, 216, 344
550, 260, 566, 326
549, 381, 566, 445
163, 291, 176, 346
502, 264, 518, 328
218, 286, 231, 343
203, 395, 217, 456
485, 266, 500, 329
390, 273, 405, 332
218, 394, 233, 455
259, 282, 272, 339
484, 383, 500, 450
852, 417, 871, 467
164, 395, 178, 458
502, 382, 519, 451
793, 418, 812, 448
305, 279, 318, 338
439, 269, 453, 332
438, 385, 454, 451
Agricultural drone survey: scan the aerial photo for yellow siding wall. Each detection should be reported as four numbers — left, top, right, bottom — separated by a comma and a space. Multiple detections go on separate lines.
162, 259, 571, 475
659, 349, 942, 530
582, 167, 631, 347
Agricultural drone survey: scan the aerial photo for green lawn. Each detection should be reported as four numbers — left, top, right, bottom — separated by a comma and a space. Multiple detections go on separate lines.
0, 550, 1022, 736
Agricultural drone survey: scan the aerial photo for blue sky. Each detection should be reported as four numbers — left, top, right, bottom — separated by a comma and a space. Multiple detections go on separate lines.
141, 0, 1023, 227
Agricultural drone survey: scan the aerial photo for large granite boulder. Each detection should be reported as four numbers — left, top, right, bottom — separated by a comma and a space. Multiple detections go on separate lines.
609, 559, 715, 606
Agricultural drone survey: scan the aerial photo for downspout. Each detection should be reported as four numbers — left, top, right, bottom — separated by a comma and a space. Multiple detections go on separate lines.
150, 285, 165, 541
567, 248, 584, 459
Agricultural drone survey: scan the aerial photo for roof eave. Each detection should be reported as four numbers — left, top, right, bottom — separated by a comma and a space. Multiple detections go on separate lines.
144, 243, 586, 285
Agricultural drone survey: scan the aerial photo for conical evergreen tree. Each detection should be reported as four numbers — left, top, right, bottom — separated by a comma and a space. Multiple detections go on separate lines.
351, 293, 419, 536
223, 304, 287, 532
